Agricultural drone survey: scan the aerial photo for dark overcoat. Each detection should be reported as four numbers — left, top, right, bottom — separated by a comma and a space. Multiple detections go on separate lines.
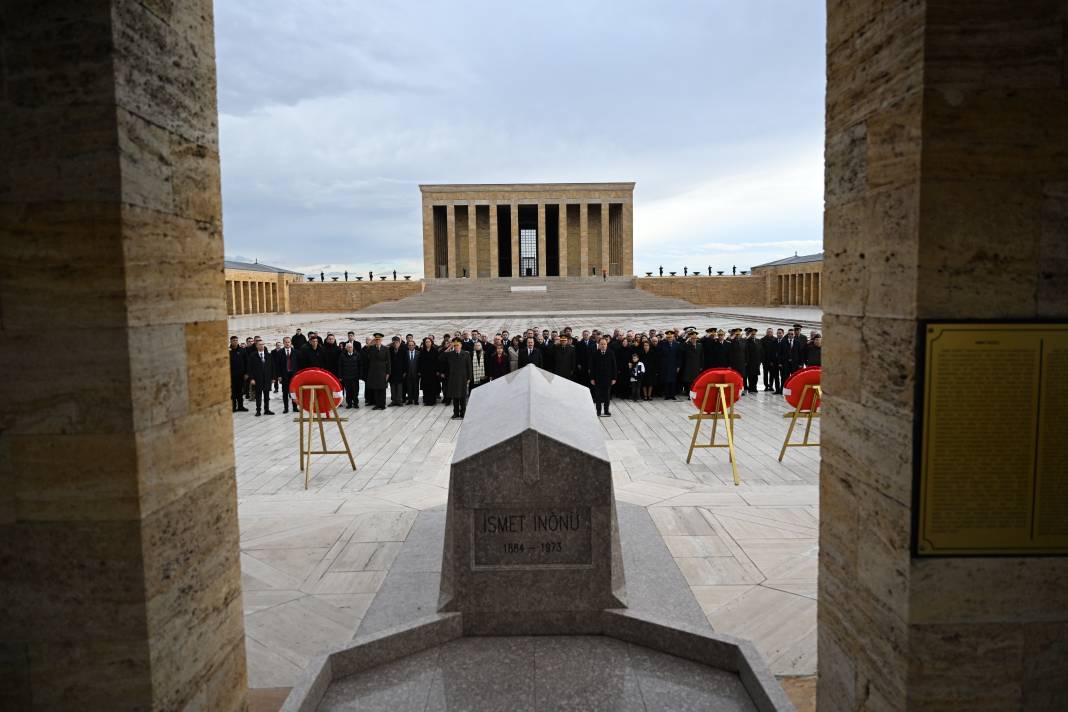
588, 348, 617, 404
658, 340, 681, 384
745, 338, 763, 377
364, 345, 391, 389
443, 349, 473, 398
727, 338, 747, 375
681, 342, 704, 383
554, 344, 576, 380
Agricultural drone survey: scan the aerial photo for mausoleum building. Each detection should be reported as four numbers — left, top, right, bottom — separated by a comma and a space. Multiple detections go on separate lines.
421, 182, 634, 279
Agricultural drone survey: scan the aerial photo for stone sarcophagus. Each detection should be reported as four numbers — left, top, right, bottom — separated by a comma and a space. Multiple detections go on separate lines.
439, 364, 627, 634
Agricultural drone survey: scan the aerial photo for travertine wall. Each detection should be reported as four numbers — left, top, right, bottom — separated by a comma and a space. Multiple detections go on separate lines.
1, 2, 246, 709
821, 1, 1068, 710
634, 276, 766, 306
288, 280, 423, 313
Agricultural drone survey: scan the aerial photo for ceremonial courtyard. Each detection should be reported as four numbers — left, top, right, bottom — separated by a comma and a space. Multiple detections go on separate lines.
232, 307, 822, 708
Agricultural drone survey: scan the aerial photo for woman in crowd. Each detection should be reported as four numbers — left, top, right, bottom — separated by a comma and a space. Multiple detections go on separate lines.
471, 341, 488, 388
638, 339, 658, 401
418, 337, 440, 405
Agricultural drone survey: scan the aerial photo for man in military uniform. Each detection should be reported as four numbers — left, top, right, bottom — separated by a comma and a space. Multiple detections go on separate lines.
364, 333, 390, 410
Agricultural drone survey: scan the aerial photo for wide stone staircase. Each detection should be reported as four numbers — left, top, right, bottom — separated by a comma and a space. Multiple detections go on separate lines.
357, 277, 700, 315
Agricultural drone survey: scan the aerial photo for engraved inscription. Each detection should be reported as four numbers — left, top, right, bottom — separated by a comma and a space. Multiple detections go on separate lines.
473, 507, 592, 568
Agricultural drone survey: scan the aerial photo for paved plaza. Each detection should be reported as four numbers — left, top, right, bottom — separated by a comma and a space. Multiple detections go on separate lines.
233, 309, 821, 694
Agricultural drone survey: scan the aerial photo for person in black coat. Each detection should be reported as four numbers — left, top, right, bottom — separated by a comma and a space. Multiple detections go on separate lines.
658, 331, 682, 399
245, 337, 275, 416
291, 329, 308, 350
744, 328, 763, 394
401, 340, 420, 404
517, 337, 543, 368
418, 339, 440, 405
554, 336, 577, 381
229, 336, 249, 412
387, 338, 406, 406
277, 336, 301, 413
364, 333, 390, 409
300, 335, 328, 370
638, 341, 658, 400
803, 334, 822, 367
588, 337, 618, 417
322, 334, 341, 377
700, 328, 719, 370
681, 333, 704, 392
338, 341, 362, 408
486, 344, 510, 380
443, 338, 473, 419
760, 328, 778, 392
727, 329, 747, 389
779, 328, 805, 383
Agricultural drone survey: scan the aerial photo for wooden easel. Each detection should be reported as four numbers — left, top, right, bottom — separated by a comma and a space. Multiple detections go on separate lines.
295, 384, 356, 489
685, 382, 742, 486
778, 384, 821, 461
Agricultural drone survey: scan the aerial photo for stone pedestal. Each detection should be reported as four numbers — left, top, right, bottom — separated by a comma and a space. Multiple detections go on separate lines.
438, 365, 626, 634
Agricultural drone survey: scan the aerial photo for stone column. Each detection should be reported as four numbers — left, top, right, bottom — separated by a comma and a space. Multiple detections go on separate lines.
537, 203, 547, 277
820, 3, 1068, 710
580, 202, 589, 277
510, 202, 520, 278
622, 198, 634, 276
422, 200, 434, 279
601, 201, 610, 276
1, 2, 247, 709
468, 203, 477, 280
558, 203, 568, 276
229, 280, 237, 315
446, 203, 457, 279
489, 202, 499, 278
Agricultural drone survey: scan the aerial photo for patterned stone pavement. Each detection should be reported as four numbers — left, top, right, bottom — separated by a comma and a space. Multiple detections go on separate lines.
235, 359, 819, 691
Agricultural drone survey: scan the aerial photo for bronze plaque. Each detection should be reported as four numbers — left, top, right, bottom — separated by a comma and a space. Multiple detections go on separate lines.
915, 322, 1068, 556
471, 507, 593, 569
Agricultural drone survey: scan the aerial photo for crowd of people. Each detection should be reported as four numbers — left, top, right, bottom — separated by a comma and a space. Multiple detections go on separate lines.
228, 324, 822, 419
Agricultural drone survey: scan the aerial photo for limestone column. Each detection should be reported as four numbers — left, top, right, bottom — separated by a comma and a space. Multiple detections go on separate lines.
1, 2, 247, 709
622, 198, 634, 276
580, 202, 589, 277
489, 202, 499, 278
229, 280, 236, 315
820, 3, 1068, 710
601, 201, 610, 276
510, 202, 520, 277
446, 203, 457, 278
422, 200, 434, 279
537, 203, 547, 277
558, 203, 568, 276
467, 203, 477, 279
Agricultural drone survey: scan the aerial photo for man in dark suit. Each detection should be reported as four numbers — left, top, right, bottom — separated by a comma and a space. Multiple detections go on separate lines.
760, 328, 778, 392
658, 330, 681, 399
773, 328, 787, 394
291, 328, 307, 349
277, 336, 300, 413
727, 328, 747, 394
588, 336, 617, 417
364, 333, 391, 410
388, 336, 406, 406
780, 327, 804, 384
300, 334, 328, 370
229, 336, 249, 412
402, 339, 420, 404
443, 338, 473, 419
744, 328, 763, 394
245, 337, 275, 416
574, 330, 591, 383
338, 340, 361, 409
517, 337, 543, 368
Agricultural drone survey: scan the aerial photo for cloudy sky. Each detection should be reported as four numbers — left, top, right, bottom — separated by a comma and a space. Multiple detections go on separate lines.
216, 1, 825, 278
